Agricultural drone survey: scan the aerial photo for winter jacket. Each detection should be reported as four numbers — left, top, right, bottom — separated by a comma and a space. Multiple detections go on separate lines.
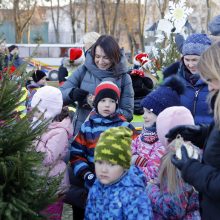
60, 50, 134, 135
178, 63, 213, 125
146, 180, 200, 219
163, 61, 180, 79
181, 122, 220, 220
35, 117, 73, 193
85, 165, 153, 220
132, 127, 166, 181
70, 110, 138, 178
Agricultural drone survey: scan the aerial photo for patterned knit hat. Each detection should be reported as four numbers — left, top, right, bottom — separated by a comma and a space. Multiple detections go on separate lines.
208, 15, 220, 36
95, 127, 132, 169
141, 75, 184, 116
182, 33, 211, 56
93, 81, 120, 110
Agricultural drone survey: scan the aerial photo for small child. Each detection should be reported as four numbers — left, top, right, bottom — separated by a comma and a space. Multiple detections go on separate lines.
65, 81, 138, 219
85, 126, 153, 220
31, 86, 73, 220
146, 106, 200, 219
26, 70, 47, 112
132, 76, 184, 181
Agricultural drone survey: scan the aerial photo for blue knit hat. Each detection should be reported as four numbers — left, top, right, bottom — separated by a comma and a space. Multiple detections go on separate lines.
182, 34, 211, 56
141, 76, 184, 116
208, 15, 220, 36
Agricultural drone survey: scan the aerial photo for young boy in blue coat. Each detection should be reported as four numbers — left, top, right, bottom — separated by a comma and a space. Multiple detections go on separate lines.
64, 81, 138, 220
85, 126, 153, 220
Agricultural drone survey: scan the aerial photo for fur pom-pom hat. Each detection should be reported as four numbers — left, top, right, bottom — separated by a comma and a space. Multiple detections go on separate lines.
31, 86, 63, 119
141, 75, 184, 116
95, 126, 132, 169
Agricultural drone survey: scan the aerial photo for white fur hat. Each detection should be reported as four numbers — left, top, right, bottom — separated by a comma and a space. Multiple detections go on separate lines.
31, 86, 63, 119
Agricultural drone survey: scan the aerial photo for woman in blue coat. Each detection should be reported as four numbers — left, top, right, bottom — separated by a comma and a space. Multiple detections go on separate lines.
167, 42, 220, 220
177, 33, 213, 125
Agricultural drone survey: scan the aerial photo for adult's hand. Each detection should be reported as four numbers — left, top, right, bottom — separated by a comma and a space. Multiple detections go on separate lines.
171, 145, 190, 170
69, 88, 89, 106
165, 125, 202, 146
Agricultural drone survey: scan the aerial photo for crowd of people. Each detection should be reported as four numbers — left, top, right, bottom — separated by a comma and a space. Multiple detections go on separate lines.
3, 14, 220, 220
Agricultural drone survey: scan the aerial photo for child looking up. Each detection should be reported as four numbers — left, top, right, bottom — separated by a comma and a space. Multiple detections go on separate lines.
146, 106, 200, 219
31, 86, 73, 220
65, 81, 138, 219
131, 76, 184, 181
85, 126, 153, 220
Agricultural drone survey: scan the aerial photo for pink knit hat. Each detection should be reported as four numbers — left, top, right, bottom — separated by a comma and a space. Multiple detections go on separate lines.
156, 106, 194, 147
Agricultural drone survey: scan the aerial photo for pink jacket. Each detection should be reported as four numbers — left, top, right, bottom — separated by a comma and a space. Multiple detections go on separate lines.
131, 129, 166, 181
35, 117, 73, 193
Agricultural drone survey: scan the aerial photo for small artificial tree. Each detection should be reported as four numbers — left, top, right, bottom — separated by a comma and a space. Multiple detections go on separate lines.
0, 63, 60, 219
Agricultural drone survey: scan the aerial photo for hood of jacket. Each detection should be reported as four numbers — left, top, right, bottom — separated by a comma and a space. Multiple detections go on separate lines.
84, 49, 129, 80
48, 117, 73, 138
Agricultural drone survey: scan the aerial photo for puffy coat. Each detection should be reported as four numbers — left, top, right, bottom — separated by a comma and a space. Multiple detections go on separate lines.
70, 110, 138, 177
132, 127, 166, 181
146, 180, 200, 219
60, 50, 134, 135
35, 117, 73, 193
178, 63, 213, 125
85, 165, 153, 220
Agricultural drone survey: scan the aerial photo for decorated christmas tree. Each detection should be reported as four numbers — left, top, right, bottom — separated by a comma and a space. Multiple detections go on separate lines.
145, 0, 193, 83
0, 63, 60, 219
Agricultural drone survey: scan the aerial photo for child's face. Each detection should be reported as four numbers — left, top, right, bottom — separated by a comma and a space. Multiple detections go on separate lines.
38, 76, 47, 85
97, 98, 117, 117
95, 160, 124, 185
143, 107, 157, 128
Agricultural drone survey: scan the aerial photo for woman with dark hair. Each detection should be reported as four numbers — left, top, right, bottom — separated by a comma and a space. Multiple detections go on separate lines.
60, 35, 134, 136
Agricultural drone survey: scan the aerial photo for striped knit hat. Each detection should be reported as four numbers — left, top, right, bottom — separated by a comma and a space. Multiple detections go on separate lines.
95, 127, 132, 169
93, 81, 120, 110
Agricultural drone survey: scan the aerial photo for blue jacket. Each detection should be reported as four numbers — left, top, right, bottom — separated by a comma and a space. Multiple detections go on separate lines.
69, 111, 137, 177
85, 165, 153, 220
178, 63, 213, 125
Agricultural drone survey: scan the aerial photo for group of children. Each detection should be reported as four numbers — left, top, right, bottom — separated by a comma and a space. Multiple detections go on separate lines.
27, 68, 202, 219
